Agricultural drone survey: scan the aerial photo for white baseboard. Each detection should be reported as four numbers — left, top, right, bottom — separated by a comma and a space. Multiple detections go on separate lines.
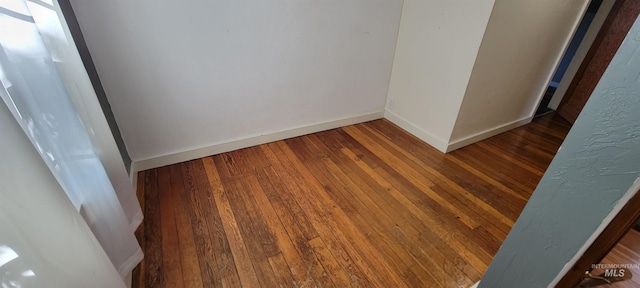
125, 270, 132, 288
131, 111, 532, 175
383, 109, 449, 153
131, 111, 384, 173
446, 116, 533, 152
470, 280, 480, 288
129, 166, 137, 190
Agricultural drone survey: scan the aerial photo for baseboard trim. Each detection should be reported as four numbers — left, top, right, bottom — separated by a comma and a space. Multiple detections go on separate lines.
125, 270, 132, 288
131, 111, 384, 173
383, 109, 449, 153
447, 116, 533, 152
129, 166, 137, 189
131, 112, 532, 173
470, 280, 480, 288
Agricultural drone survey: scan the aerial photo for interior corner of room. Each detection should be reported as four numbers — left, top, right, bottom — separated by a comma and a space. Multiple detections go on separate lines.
68, 0, 611, 175
2, 0, 640, 287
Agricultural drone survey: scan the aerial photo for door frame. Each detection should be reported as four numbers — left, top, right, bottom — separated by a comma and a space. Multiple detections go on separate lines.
547, 0, 615, 111
555, 0, 640, 123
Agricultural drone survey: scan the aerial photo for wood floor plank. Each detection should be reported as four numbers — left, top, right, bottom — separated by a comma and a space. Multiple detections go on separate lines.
366, 121, 531, 220
132, 171, 146, 288
312, 131, 476, 287
181, 160, 241, 287
452, 147, 540, 201
289, 136, 436, 287
143, 169, 164, 287
180, 161, 221, 288
193, 160, 245, 287
261, 142, 377, 287
361, 124, 526, 226
221, 175, 281, 287
307, 236, 353, 288
339, 144, 490, 274
220, 150, 248, 176
371, 120, 530, 202
339, 126, 511, 243
304, 135, 451, 284
136, 171, 146, 214
133, 113, 573, 288
202, 157, 261, 288
273, 140, 410, 288
348, 124, 514, 230
256, 166, 319, 241
245, 172, 328, 287
268, 253, 298, 288
477, 140, 545, 178
253, 167, 332, 287
157, 166, 185, 288
168, 165, 203, 288
335, 128, 503, 273
341, 126, 480, 230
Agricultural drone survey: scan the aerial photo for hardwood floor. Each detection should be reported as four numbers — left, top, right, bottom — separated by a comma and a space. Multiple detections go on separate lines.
133, 113, 573, 288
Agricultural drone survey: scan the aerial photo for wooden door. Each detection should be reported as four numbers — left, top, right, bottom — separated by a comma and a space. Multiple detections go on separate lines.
557, 0, 640, 124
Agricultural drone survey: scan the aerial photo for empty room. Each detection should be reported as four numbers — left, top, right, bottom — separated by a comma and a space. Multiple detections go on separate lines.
1, 0, 639, 287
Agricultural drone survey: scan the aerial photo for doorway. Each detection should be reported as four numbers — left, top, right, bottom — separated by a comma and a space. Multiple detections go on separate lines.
535, 0, 604, 117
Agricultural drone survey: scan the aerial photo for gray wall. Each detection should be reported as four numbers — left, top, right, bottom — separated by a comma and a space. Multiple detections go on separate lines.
479, 15, 640, 288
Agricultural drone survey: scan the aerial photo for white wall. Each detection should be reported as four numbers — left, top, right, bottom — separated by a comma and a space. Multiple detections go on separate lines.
69, 0, 403, 164
449, 0, 590, 146
385, 0, 495, 152
0, 100, 124, 288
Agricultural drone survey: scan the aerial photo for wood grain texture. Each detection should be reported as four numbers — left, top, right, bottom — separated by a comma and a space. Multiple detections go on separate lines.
133, 113, 573, 287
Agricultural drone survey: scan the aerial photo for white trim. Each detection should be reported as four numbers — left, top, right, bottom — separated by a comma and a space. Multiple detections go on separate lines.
447, 116, 532, 152
131, 110, 532, 175
131, 111, 385, 173
127, 168, 142, 232
129, 167, 137, 189
125, 270, 132, 288
470, 281, 480, 288
383, 109, 449, 153
548, 176, 640, 287
548, 0, 616, 110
